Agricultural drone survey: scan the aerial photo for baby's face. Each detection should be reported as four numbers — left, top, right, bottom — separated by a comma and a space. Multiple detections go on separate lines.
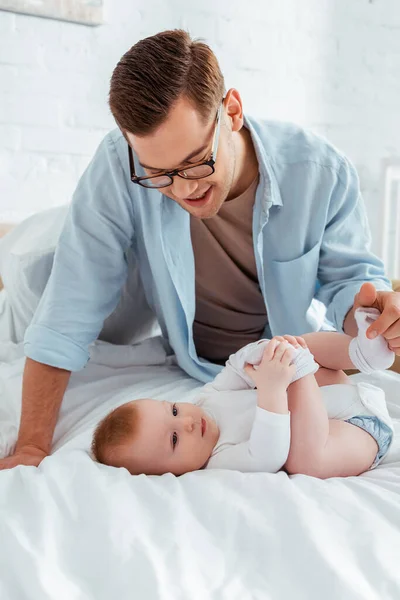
116, 399, 220, 476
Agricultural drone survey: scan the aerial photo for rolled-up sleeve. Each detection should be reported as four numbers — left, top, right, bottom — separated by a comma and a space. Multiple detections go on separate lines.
24, 133, 135, 371
316, 156, 391, 332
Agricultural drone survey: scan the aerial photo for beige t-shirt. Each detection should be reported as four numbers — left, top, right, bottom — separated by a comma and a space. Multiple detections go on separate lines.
191, 177, 267, 363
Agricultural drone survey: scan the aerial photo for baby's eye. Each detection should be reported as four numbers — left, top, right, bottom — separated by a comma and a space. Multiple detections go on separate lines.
172, 403, 178, 416
172, 432, 178, 448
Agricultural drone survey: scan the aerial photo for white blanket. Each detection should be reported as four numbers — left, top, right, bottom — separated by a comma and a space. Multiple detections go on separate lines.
1, 337, 400, 600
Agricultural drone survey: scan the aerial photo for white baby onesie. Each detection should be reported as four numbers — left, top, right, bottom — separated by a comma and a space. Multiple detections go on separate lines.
195, 340, 394, 473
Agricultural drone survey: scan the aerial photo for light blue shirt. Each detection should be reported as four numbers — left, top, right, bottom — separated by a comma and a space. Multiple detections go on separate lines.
24, 117, 391, 382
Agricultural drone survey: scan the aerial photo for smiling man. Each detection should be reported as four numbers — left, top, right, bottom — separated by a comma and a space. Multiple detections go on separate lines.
1, 29, 399, 471
122, 94, 257, 217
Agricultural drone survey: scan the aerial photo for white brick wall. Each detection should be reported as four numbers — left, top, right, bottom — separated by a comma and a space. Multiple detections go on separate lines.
1, 0, 400, 256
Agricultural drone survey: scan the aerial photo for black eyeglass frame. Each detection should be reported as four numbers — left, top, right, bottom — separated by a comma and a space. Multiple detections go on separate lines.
128, 103, 223, 189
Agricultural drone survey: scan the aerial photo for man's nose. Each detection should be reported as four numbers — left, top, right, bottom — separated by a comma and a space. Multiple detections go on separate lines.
170, 175, 198, 200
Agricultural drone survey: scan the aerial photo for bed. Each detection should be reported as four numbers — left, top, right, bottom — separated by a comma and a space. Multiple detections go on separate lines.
1, 335, 400, 600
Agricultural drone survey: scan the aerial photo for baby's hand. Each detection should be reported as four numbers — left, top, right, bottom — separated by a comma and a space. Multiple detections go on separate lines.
271, 335, 308, 349
244, 339, 296, 390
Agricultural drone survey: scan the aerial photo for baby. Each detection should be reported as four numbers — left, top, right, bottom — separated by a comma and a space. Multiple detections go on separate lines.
92, 309, 395, 479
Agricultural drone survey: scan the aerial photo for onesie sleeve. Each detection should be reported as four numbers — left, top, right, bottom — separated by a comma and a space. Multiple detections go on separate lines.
207, 407, 291, 473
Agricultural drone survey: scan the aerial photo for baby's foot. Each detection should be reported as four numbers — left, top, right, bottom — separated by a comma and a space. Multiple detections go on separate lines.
245, 339, 296, 391
272, 336, 319, 383
245, 336, 319, 383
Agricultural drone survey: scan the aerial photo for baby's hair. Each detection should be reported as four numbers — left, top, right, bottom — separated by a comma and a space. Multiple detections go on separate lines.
91, 401, 140, 466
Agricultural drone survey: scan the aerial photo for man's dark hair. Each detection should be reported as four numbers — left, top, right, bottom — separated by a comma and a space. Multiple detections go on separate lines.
109, 29, 225, 135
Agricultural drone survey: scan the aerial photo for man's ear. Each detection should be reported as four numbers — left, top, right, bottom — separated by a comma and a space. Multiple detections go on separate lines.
223, 88, 244, 133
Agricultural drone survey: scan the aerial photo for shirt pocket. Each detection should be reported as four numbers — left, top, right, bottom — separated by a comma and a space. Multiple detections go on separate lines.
269, 242, 320, 315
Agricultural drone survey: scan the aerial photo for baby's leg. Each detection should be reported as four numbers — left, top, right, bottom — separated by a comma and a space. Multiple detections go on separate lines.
314, 367, 350, 387
317, 420, 378, 478
301, 308, 395, 374
284, 375, 378, 478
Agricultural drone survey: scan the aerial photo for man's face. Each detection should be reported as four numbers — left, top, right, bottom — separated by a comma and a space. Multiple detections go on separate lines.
125, 96, 237, 219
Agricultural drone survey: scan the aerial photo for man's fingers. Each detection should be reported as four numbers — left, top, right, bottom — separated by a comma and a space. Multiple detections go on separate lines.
381, 322, 400, 341
387, 337, 400, 353
367, 306, 400, 339
388, 346, 400, 355
354, 282, 378, 310
388, 340, 400, 356
0, 449, 46, 470
0, 457, 18, 471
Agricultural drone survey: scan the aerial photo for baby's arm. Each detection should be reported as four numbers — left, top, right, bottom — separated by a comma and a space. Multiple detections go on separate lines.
284, 375, 378, 478
206, 341, 294, 473
245, 341, 377, 478
207, 407, 291, 473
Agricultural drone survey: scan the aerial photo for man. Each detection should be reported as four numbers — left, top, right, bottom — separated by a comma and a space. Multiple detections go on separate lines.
1, 29, 399, 471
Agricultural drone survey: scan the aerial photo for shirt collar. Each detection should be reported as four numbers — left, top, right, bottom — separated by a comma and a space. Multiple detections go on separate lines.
243, 115, 283, 209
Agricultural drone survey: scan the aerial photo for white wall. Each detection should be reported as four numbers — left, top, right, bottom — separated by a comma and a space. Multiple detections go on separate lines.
1, 0, 400, 256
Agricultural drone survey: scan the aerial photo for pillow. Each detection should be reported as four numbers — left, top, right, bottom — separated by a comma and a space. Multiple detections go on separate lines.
0, 206, 158, 345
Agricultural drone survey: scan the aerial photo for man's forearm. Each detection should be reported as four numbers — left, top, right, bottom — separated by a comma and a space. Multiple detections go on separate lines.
16, 358, 71, 455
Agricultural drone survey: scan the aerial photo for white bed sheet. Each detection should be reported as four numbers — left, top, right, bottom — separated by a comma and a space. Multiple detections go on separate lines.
1, 337, 400, 600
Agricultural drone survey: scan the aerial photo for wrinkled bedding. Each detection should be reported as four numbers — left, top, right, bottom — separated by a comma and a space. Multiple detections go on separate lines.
1, 337, 400, 600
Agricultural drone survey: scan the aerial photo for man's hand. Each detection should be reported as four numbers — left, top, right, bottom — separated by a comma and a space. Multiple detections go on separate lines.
0, 446, 48, 471
353, 282, 400, 354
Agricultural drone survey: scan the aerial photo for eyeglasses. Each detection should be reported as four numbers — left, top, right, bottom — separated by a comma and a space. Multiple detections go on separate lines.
128, 103, 223, 189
